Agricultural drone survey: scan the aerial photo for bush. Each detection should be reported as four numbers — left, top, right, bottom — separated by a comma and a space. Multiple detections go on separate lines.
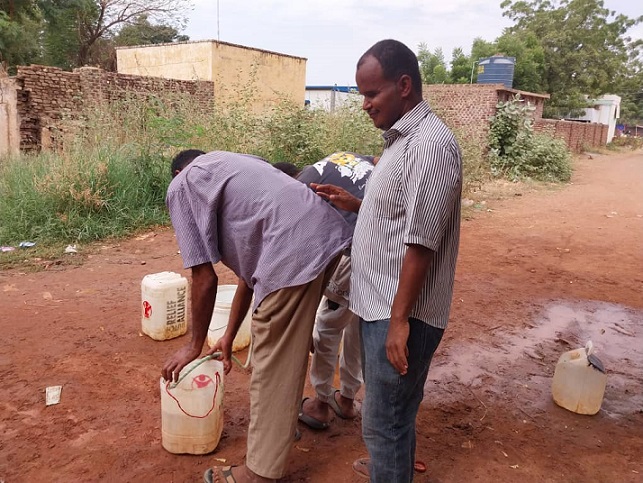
491, 134, 572, 182
489, 95, 573, 182
608, 136, 643, 150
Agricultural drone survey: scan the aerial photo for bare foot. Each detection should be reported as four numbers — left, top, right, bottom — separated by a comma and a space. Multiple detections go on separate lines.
301, 397, 332, 425
333, 391, 359, 419
208, 465, 275, 483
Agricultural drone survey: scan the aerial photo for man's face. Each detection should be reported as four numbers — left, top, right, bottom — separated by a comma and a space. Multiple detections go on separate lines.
356, 55, 403, 131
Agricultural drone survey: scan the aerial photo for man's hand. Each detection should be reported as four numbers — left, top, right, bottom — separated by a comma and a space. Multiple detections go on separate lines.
162, 263, 217, 383
162, 344, 202, 382
208, 335, 234, 374
310, 183, 361, 213
386, 318, 410, 375
388, 244, 434, 376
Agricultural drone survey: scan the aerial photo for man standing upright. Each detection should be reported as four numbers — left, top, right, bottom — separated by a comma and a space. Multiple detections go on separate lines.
315, 39, 462, 482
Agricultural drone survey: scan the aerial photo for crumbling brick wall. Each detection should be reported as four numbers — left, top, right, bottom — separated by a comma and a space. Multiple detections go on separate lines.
534, 119, 607, 153
424, 84, 500, 150
14, 65, 215, 152
424, 84, 549, 153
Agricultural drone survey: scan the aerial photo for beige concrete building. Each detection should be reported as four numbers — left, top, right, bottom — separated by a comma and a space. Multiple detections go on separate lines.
116, 40, 307, 110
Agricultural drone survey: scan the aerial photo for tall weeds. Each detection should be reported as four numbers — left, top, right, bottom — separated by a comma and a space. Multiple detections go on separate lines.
0, 86, 489, 246
0, 90, 383, 245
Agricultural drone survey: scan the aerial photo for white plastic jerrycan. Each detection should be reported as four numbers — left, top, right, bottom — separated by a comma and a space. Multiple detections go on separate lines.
160, 356, 225, 454
551, 341, 607, 415
207, 284, 253, 353
141, 271, 188, 341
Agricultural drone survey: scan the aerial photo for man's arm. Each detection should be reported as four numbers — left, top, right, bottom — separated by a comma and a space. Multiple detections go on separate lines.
385, 141, 459, 374
386, 244, 434, 375
162, 263, 218, 381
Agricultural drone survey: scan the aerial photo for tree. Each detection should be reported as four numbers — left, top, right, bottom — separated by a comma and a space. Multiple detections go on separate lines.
615, 56, 643, 124
418, 44, 449, 84
115, 14, 189, 46
450, 47, 472, 84
75, 0, 193, 67
495, 32, 545, 93
501, 0, 642, 117
0, 0, 42, 71
0, 0, 193, 72
39, 0, 99, 71
468, 33, 546, 92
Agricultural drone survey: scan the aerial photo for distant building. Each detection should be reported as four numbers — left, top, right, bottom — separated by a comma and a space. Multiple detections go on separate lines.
618, 124, 643, 137
305, 85, 360, 111
566, 95, 621, 143
116, 40, 307, 111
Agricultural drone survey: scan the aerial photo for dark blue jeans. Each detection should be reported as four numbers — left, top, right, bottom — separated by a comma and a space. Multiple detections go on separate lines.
360, 318, 444, 483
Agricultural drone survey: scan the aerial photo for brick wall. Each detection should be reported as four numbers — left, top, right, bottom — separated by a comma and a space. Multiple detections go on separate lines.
534, 119, 608, 153
14, 65, 214, 152
424, 83, 608, 154
424, 84, 550, 152
424, 84, 500, 148
12, 66, 610, 154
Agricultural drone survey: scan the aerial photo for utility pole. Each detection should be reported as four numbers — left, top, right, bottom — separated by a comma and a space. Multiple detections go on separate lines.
470, 60, 479, 84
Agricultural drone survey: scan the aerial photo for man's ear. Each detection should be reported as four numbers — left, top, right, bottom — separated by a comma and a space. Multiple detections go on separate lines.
173, 169, 181, 177
397, 74, 413, 99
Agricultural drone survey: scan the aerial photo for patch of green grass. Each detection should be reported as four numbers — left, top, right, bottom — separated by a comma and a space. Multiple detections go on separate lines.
0, 90, 384, 250
0, 148, 171, 246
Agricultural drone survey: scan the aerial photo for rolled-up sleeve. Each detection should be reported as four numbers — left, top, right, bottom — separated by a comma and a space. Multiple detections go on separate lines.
166, 183, 219, 269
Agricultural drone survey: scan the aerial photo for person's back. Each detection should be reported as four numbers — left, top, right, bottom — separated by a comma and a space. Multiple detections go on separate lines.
167, 150, 352, 307
297, 152, 374, 232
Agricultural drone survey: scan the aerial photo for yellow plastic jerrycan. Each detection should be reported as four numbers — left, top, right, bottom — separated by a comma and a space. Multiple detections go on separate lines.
207, 284, 253, 352
160, 357, 225, 454
551, 341, 607, 415
141, 271, 188, 340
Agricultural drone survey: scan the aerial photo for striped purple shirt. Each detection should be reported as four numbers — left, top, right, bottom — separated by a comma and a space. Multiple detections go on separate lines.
166, 151, 352, 309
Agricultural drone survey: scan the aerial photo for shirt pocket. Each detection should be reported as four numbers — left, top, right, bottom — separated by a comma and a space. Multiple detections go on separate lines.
369, 170, 404, 220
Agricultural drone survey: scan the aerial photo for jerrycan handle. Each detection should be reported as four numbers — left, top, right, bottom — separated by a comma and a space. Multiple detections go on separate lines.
168, 338, 253, 390
584, 340, 606, 374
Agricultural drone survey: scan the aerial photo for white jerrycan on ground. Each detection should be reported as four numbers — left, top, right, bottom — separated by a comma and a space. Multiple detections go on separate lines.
551, 341, 607, 415
141, 271, 188, 340
160, 356, 225, 454
207, 284, 253, 352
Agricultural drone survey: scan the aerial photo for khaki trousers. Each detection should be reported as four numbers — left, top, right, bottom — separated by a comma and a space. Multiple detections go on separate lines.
246, 256, 340, 479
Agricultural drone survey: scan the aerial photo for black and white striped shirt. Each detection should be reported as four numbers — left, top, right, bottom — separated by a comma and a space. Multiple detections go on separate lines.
349, 101, 462, 329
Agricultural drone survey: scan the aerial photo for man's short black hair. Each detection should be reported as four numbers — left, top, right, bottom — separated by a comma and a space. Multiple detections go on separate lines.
171, 149, 206, 177
358, 39, 422, 96
273, 162, 301, 178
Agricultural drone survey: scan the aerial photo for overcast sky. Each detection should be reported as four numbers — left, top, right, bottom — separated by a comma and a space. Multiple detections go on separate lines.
184, 0, 643, 87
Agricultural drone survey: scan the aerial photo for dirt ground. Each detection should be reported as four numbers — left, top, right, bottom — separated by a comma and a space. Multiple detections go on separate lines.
1, 150, 641, 483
